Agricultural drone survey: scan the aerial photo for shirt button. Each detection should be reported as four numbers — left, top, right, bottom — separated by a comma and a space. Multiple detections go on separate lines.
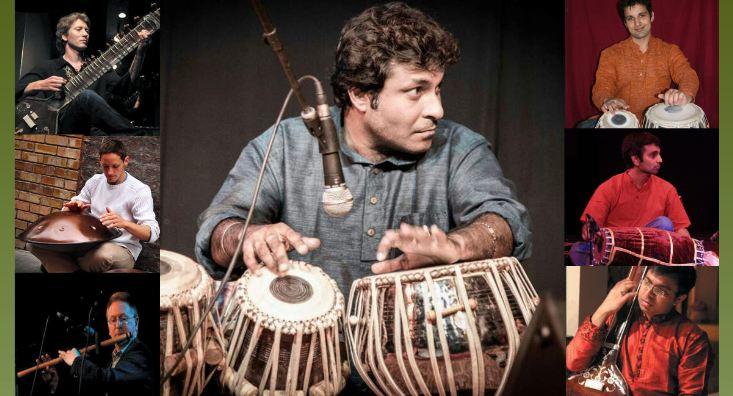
371, 168, 380, 175
369, 196, 378, 205
366, 228, 376, 237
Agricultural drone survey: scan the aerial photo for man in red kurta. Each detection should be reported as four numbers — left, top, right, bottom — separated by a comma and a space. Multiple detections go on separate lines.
567, 267, 712, 395
577, 0, 699, 128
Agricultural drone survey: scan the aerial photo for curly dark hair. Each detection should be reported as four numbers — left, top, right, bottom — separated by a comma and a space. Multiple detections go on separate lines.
621, 132, 660, 169
331, 2, 459, 109
56, 12, 90, 53
617, 0, 652, 21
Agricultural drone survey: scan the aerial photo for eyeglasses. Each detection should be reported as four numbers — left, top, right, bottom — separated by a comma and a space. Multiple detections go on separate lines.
640, 277, 674, 298
107, 315, 137, 325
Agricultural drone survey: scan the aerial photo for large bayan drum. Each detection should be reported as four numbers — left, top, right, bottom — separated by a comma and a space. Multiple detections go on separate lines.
346, 257, 538, 396
593, 227, 705, 265
220, 261, 349, 395
643, 103, 708, 128
595, 110, 639, 128
160, 250, 225, 396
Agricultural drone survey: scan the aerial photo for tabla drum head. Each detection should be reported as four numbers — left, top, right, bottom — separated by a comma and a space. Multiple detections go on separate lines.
18, 211, 122, 253
644, 103, 707, 128
236, 261, 341, 330
596, 110, 639, 128
160, 250, 205, 308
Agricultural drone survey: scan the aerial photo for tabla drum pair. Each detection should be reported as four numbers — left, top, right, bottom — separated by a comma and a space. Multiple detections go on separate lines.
160, 250, 226, 396
592, 227, 706, 265
644, 103, 708, 128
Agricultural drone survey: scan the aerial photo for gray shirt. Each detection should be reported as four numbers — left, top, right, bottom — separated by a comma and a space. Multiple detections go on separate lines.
195, 108, 532, 294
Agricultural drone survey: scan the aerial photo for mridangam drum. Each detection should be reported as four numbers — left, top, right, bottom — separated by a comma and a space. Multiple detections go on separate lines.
596, 110, 639, 128
220, 261, 348, 395
346, 257, 539, 396
643, 103, 708, 128
160, 250, 225, 396
593, 227, 705, 265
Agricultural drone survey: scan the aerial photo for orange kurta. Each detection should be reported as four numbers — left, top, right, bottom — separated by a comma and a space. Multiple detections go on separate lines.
581, 172, 691, 231
592, 36, 699, 122
567, 313, 712, 396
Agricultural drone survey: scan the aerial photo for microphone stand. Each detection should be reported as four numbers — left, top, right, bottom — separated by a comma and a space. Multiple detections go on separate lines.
29, 315, 50, 396
77, 304, 94, 395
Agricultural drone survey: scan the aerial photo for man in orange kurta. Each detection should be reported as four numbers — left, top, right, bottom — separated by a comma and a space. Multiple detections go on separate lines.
579, 0, 699, 127
567, 267, 712, 395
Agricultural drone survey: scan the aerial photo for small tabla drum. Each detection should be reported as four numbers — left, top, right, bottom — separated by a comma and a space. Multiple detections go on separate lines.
160, 250, 225, 396
345, 257, 539, 396
593, 227, 705, 265
643, 103, 708, 128
595, 110, 639, 128
220, 261, 349, 396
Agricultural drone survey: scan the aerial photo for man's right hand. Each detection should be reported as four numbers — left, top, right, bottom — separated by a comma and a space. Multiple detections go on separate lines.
25, 76, 66, 93
601, 98, 629, 113
214, 221, 320, 275
591, 279, 637, 327
62, 200, 90, 212
37, 353, 59, 393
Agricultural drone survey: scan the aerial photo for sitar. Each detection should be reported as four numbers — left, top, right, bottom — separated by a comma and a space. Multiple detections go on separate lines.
15, 8, 160, 135
566, 267, 647, 396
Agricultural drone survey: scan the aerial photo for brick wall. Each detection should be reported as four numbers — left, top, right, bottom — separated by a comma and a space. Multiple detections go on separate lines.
14, 135, 83, 249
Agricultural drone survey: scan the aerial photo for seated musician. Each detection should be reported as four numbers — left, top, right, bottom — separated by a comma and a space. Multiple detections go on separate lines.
577, 0, 699, 128
16, 12, 151, 134
40, 292, 153, 395
195, 2, 531, 303
30, 139, 159, 272
567, 267, 712, 395
570, 132, 690, 264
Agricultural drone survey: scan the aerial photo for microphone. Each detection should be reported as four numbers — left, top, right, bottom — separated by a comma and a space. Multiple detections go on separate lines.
56, 312, 97, 336
301, 81, 354, 217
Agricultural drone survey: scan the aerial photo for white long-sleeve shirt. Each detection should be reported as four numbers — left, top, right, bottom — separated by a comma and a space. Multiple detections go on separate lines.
72, 172, 159, 260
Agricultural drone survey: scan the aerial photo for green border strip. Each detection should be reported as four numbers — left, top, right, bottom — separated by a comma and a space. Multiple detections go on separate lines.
1, 0, 13, 393
720, 1, 730, 394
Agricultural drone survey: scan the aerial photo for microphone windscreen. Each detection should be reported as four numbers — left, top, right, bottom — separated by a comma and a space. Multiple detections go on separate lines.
323, 186, 353, 217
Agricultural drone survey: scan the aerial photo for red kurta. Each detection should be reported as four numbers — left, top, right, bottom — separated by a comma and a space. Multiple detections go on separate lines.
581, 172, 691, 231
567, 311, 712, 395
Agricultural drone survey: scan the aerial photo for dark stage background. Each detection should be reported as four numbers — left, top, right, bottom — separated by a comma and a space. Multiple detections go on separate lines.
564, 130, 719, 241
160, 1, 564, 297
15, 274, 159, 396
564, 0, 719, 127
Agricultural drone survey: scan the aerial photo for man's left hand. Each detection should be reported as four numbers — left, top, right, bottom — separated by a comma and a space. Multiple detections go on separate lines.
657, 89, 690, 106
100, 208, 127, 229
58, 348, 80, 366
372, 223, 461, 274
137, 29, 152, 46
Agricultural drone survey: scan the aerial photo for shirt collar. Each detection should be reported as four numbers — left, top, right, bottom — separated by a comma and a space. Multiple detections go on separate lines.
334, 106, 424, 168
640, 308, 679, 324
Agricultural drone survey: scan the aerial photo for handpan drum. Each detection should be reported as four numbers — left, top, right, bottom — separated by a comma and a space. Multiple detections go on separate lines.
18, 211, 121, 253
160, 250, 225, 396
593, 227, 705, 265
220, 261, 349, 396
643, 103, 708, 128
595, 110, 639, 128
346, 257, 539, 396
